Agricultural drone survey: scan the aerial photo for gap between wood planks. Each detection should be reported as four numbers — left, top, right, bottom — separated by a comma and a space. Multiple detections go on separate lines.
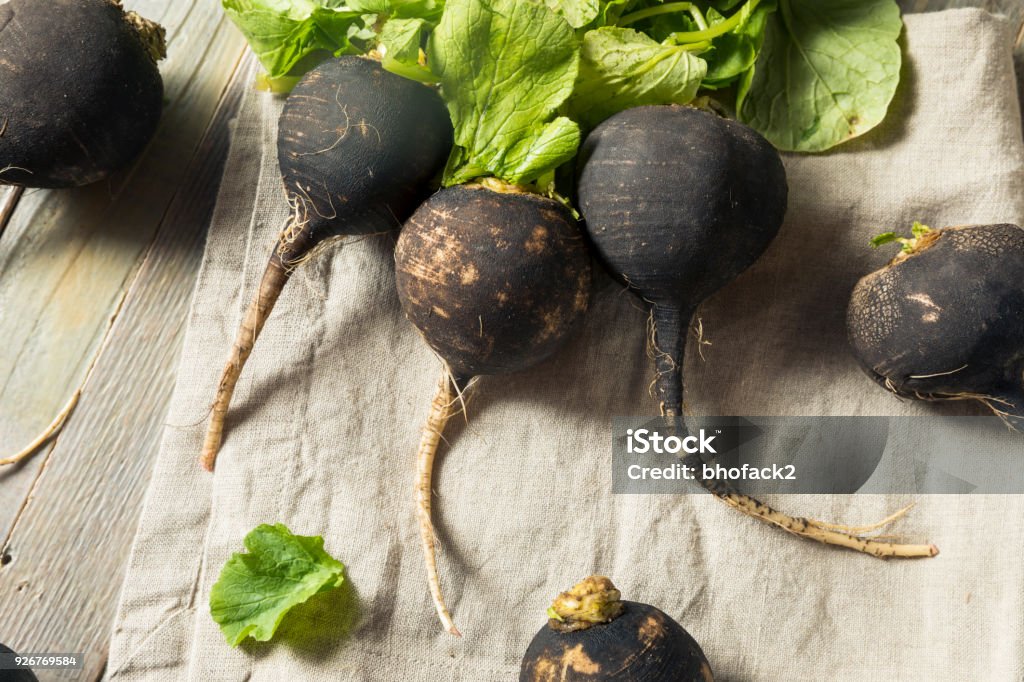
0, 46, 249, 573
0, 186, 24, 243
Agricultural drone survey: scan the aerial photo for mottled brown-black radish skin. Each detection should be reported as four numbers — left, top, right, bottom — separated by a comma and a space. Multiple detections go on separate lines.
576, 105, 786, 415
200, 56, 453, 470
521, 577, 713, 682
847, 223, 1024, 427
521, 603, 713, 682
395, 183, 592, 634
0, 0, 165, 188
576, 106, 937, 558
396, 184, 591, 379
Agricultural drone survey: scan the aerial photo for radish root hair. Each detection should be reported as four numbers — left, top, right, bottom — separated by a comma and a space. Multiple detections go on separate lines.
0, 390, 81, 466
662, 406, 937, 559
416, 369, 468, 636
713, 491, 939, 558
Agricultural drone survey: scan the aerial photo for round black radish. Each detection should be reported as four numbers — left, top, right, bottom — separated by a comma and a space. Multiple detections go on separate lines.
395, 184, 591, 380
201, 56, 453, 471
395, 183, 591, 634
576, 105, 787, 415
520, 576, 713, 682
575, 106, 938, 558
0, 0, 166, 188
847, 223, 1024, 426
275, 56, 454, 259
0, 642, 39, 681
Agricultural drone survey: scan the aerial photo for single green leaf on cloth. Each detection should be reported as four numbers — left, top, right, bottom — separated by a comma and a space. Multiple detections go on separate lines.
567, 27, 707, 130
738, 0, 903, 152
209, 523, 346, 646
222, 0, 366, 79
428, 0, 582, 186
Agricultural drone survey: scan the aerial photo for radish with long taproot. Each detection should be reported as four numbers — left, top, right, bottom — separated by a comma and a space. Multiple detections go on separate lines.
576, 105, 938, 558
396, 182, 591, 634
200, 56, 452, 470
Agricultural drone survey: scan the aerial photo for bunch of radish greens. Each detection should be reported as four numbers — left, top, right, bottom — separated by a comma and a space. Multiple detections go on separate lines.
215, 0, 935, 636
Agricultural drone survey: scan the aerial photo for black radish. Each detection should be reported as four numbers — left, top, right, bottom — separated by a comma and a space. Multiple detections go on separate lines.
0, 642, 38, 681
577, 105, 937, 558
848, 223, 1024, 429
0, 0, 166, 188
395, 182, 591, 634
201, 56, 453, 470
520, 576, 713, 682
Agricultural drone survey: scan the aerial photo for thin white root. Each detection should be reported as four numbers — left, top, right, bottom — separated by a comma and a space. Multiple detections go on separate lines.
0, 390, 82, 466
804, 503, 915, 534
416, 373, 463, 636
714, 492, 938, 558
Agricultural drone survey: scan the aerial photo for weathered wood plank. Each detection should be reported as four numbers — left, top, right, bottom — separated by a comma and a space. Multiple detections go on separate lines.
0, 0, 246, 548
0, 51, 255, 682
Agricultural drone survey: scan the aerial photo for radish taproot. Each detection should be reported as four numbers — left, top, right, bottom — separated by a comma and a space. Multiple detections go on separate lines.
848, 222, 1024, 428
520, 576, 714, 682
393, 0, 588, 633
576, 105, 938, 558
0, 0, 165, 188
395, 182, 591, 635
200, 56, 453, 470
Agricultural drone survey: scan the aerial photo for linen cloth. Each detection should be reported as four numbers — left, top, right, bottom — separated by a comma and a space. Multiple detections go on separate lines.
106, 10, 1024, 681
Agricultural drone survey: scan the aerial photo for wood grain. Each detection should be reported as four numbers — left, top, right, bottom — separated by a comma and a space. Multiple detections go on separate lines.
0, 0, 245, 547
0, 52, 254, 682
0, 1, 249, 680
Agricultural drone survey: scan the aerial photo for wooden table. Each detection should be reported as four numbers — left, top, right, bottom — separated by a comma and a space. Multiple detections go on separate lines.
0, 1, 1021, 680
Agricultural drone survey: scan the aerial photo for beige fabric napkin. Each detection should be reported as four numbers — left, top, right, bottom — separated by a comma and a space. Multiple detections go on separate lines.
107, 9, 1024, 680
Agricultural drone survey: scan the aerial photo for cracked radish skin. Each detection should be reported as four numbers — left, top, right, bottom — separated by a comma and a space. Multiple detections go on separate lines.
847, 223, 1024, 428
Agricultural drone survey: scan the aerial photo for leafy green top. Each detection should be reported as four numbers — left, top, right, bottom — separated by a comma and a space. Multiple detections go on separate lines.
209, 523, 346, 646
223, 0, 908, 156
222, 0, 442, 84
738, 0, 903, 152
429, 0, 581, 186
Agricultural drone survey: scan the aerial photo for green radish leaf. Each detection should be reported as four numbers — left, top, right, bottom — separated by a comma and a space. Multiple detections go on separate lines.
700, 1, 774, 87
222, 0, 366, 79
594, 0, 642, 28
869, 232, 899, 248
738, 0, 903, 151
347, 0, 442, 18
209, 524, 346, 646
567, 27, 707, 130
429, 0, 581, 186
546, 0, 600, 28
379, 18, 435, 81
